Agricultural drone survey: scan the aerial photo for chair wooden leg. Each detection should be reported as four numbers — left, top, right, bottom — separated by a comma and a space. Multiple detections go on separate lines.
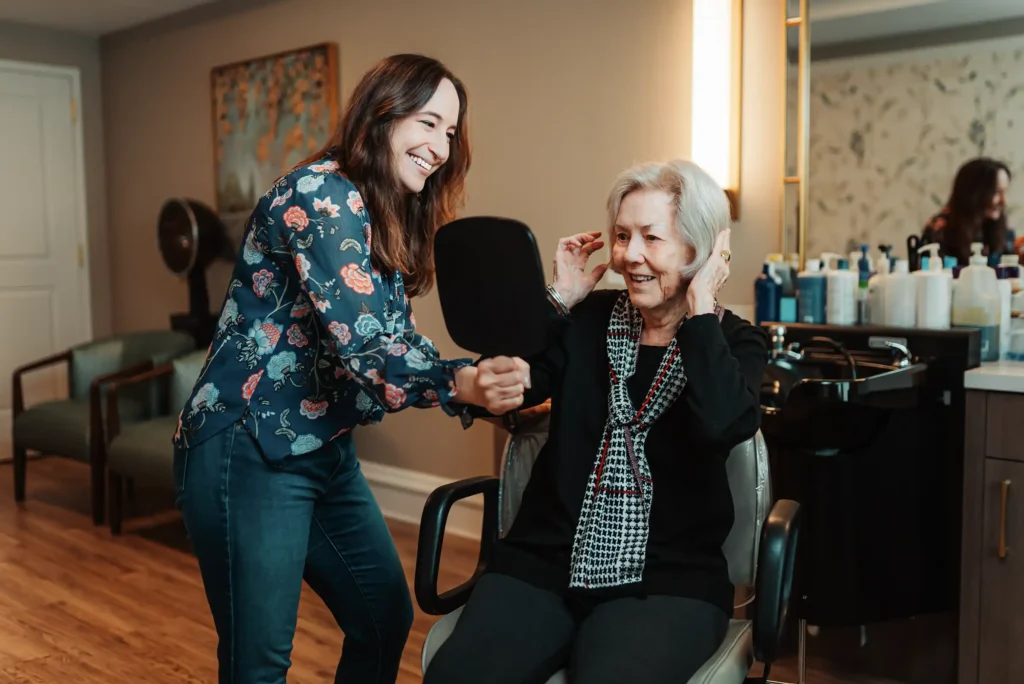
91, 459, 105, 526
108, 471, 123, 535
12, 446, 26, 502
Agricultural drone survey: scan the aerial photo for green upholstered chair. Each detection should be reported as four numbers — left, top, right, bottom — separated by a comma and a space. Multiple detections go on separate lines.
104, 348, 207, 534
11, 330, 196, 525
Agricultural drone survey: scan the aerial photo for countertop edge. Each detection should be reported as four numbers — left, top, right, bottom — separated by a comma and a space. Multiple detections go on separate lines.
964, 361, 1024, 393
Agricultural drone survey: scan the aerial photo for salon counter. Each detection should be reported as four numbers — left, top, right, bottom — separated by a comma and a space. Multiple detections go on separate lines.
959, 361, 1024, 684
964, 360, 1024, 393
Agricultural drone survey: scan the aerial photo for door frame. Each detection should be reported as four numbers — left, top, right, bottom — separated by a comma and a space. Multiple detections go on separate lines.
0, 58, 93, 345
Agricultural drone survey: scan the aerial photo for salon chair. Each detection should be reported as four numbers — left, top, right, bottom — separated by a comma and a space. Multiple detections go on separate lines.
416, 216, 800, 683
416, 412, 799, 683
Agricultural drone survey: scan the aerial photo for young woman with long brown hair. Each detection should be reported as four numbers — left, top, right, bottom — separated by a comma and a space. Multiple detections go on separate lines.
172, 54, 530, 683
923, 157, 1013, 265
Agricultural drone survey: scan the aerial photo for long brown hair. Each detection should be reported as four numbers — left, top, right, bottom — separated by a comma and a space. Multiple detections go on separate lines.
942, 157, 1011, 263
299, 54, 471, 296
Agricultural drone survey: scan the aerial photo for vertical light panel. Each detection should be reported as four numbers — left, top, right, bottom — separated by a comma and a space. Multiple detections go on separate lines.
691, 0, 742, 217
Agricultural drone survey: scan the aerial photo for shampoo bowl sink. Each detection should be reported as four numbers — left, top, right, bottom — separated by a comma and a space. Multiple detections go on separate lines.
761, 348, 929, 453
763, 357, 927, 408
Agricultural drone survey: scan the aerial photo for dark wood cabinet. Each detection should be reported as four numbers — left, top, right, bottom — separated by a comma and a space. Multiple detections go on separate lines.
961, 391, 1024, 684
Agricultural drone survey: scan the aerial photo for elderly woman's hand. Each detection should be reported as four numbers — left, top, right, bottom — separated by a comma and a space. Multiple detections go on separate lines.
551, 231, 609, 310
454, 357, 531, 414
686, 228, 731, 315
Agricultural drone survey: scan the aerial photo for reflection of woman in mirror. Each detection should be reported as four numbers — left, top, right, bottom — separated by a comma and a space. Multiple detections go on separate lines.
922, 157, 1012, 265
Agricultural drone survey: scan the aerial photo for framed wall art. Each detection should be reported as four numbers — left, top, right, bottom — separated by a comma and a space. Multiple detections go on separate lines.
211, 42, 339, 235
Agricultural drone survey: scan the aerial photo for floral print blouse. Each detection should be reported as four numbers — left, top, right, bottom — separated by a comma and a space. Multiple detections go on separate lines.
173, 158, 473, 460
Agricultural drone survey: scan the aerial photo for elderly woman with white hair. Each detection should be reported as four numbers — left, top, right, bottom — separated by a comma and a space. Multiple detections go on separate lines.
425, 160, 768, 684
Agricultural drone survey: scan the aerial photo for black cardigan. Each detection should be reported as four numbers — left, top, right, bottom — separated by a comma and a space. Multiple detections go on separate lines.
473, 289, 769, 616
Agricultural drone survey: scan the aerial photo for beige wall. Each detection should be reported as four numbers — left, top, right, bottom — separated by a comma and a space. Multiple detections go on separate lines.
721, 0, 785, 311
0, 21, 113, 338
101, 0, 783, 480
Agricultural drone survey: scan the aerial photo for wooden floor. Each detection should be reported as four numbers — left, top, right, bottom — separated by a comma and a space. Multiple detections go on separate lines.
0, 457, 918, 683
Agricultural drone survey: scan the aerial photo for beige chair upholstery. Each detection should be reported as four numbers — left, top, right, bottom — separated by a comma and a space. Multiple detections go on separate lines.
421, 413, 775, 683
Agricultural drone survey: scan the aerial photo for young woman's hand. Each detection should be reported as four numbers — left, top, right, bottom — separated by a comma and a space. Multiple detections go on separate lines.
686, 228, 731, 315
551, 231, 609, 310
454, 357, 531, 414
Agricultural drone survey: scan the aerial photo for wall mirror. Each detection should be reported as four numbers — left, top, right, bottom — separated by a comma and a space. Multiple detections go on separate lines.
783, 0, 1024, 268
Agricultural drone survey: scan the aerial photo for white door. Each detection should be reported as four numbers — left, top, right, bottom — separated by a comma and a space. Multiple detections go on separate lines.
0, 62, 92, 462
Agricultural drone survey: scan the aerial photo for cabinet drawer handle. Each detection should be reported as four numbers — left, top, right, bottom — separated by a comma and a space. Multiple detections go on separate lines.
999, 479, 1011, 560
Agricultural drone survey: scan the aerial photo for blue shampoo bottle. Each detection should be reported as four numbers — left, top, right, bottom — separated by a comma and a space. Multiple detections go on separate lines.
797, 258, 827, 323
755, 262, 782, 324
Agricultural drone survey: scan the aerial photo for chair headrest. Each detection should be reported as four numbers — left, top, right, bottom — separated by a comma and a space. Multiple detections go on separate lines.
434, 217, 551, 359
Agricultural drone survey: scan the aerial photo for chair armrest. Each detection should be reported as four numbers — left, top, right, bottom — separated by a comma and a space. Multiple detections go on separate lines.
87, 360, 154, 464
415, 475, 499, 616
753, 498, 801, 666
105, 362, 175, 442
11, 350, 72, 417
13, 349, 72, 377
481, 400, 552, 431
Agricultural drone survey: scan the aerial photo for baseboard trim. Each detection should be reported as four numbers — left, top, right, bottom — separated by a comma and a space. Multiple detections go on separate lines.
359, 460, 483, 541
0, 450, 485, 539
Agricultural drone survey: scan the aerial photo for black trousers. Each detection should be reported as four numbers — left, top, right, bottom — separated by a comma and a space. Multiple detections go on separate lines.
423, 572, 729, 684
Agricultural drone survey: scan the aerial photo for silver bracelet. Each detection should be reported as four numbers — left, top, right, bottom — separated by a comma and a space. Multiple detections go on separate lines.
546, 284, 571, 316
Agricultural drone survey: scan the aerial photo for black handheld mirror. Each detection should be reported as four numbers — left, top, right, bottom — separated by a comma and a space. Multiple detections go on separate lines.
433, 216, 552, 430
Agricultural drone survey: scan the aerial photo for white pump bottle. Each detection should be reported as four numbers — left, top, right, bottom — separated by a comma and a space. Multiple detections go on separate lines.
867, 257, 890, 325
914, 243, 951, 329
952, 242, 1000, 360
884, 259, 916, 327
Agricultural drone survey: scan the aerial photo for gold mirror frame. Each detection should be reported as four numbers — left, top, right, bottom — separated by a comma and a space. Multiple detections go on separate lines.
782, 0, 810, 267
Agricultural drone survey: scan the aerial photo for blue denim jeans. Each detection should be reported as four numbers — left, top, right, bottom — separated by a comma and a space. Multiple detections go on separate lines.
174, 422, 413, 683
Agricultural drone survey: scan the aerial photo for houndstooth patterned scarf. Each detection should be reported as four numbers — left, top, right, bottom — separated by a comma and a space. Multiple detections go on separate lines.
568, 292, 720, 589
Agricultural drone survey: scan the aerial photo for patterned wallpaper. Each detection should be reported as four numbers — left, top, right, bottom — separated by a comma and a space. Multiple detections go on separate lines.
806, 35, 1024, 261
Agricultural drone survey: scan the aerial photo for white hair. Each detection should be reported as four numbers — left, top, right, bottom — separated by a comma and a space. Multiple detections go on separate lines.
606, 159, 729, 279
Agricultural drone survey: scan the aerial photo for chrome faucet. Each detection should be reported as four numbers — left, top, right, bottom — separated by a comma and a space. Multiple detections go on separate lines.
869, 337, 912, 368
770, 325, 786, 354
769, 325, 804, 361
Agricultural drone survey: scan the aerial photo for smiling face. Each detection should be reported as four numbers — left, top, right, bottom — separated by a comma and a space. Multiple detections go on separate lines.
987, 168, 1010, 220
389, 77, 460, 194
611, 188, 694, 312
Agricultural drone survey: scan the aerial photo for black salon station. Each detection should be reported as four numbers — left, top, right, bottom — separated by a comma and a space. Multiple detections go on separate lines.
757, 320, 1023, 683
